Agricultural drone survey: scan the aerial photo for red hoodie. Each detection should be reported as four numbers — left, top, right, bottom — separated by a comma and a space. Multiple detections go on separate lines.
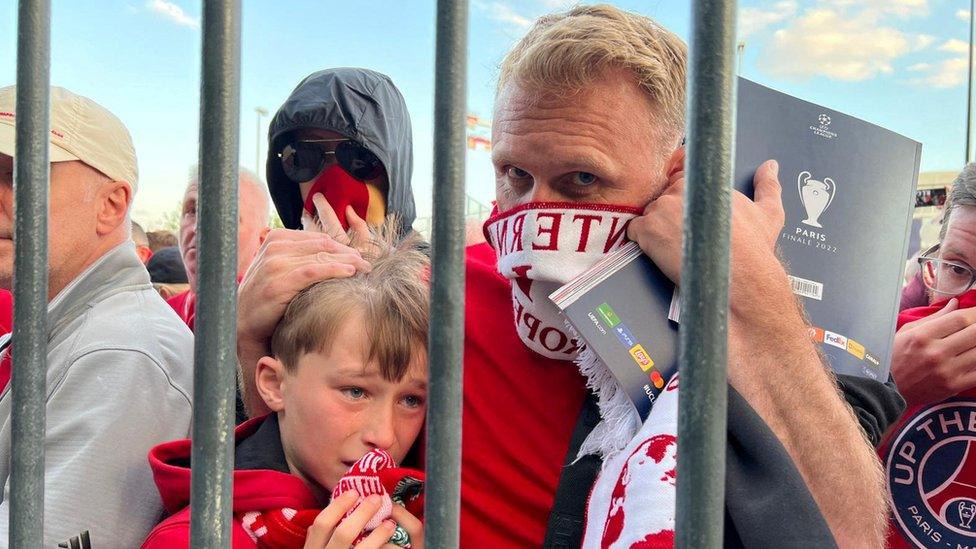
142, 415, 318, 548
881, 290, 976, 548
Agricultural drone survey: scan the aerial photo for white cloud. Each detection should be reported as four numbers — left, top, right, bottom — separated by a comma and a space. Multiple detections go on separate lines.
908, 62, 932, 71
146, 0, 199, 29
910, 57, 969, 87
958, 9, 971, 21
473, 0, 532, 30
758, 8, 931, 81
739, 1, 799, 39
822, 0, 928, 18
939, 38, 970, 54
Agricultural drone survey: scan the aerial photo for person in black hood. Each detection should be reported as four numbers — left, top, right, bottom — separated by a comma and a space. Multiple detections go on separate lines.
266, 68, 416, 233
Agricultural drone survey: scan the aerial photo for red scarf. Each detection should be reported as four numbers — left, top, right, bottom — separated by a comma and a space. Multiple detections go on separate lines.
238, 449, 424, 548
896, 289, 976, 330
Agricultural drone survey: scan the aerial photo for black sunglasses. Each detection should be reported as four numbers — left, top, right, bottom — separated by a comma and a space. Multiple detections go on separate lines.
278, 139, 383, 183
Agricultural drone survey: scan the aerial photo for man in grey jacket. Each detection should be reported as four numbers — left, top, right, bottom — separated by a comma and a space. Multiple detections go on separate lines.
0, 86, 193, 547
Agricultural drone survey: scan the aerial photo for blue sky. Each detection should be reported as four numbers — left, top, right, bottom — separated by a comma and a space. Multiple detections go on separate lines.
0, 0, 972, 226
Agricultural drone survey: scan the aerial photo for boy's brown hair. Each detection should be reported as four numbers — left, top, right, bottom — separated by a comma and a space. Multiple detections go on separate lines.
270, 219, 430, 381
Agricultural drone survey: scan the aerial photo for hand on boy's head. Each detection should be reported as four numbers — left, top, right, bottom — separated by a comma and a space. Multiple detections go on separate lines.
237, 228, 371, 417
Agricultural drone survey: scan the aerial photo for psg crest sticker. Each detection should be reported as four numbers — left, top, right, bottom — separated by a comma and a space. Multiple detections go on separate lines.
886, 400, 976, 547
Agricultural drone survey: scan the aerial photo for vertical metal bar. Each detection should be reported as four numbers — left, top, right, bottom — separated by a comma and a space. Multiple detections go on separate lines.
676, 0, 737, 547
189, 0, 240, 547
10, 1, 50, 547
425, 0, 468, 546
966, 0, 975, 164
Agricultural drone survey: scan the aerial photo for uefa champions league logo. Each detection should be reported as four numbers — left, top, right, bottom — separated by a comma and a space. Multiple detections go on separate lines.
797, 171, 836, 228
810, 113, 838, 139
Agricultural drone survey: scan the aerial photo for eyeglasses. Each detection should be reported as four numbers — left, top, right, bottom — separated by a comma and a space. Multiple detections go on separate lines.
918, 243, 976, 296
278, 138, 383, 183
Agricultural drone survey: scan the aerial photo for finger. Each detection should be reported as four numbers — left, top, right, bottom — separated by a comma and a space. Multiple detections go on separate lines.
752, 159, 783, 219
352, 520, 397, 549
313, 193, 345, 239
951, 347, 976, 392
924, 304, 976, 340
328, 495, 386, 548
389, 505, 423, 547
304, 490, 361, 548
942, 316, 976, 357
346, 205, 373, 251
900, 298, 959, 332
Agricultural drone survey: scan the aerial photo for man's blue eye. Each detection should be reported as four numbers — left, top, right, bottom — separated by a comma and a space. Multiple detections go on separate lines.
574, 172, 597, 186
343, 387, 365, 399
507, 166, 530, 179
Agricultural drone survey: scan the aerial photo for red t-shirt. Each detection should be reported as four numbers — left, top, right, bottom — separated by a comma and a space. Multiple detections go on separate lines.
166, 289, 195, 331
461, 243, 587, 547
881, 290, 976, 548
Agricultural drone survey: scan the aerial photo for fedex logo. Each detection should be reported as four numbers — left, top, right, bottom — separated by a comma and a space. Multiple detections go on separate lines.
824, 331, 847, 350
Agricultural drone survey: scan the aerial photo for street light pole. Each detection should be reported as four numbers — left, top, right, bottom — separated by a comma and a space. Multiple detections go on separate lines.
966, 0, 974, 164
254, 106, 268, 173
737, 41, 745, 76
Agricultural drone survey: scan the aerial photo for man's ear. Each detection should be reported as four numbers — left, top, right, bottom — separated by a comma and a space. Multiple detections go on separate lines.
136, 245, 153, 264
255, 355, 287, 412
665, 146, 686, 182
97, 181, 132, 236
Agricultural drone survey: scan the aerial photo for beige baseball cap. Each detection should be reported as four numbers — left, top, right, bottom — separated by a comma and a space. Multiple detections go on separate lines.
0, 85, 138, 192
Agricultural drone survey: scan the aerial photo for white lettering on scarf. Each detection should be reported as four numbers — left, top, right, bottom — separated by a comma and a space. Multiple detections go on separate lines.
484, 203, 641, 360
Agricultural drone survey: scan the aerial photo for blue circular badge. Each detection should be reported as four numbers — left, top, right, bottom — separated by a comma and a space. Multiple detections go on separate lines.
887, 400, 976, 548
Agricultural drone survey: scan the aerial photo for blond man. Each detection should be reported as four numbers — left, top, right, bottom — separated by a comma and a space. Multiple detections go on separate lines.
236, 5, 892, 545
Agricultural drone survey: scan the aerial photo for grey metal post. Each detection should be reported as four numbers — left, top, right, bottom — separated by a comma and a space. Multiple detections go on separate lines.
10, 1, 50, 546
676, 0, 737, 547
189, 0, 240, 547
967, 0, 975, 163
424, 0, 468, 546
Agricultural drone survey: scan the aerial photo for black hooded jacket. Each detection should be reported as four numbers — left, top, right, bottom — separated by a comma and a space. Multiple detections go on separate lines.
266, 68, 415, 230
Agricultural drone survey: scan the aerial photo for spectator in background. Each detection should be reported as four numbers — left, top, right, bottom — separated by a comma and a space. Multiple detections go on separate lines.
263, 67, 415, 234
147, 246, 189, 299
147, 229, 178, 252
882, 163, 976, 547
131, 220, 153, 263
0, 85, 192, 547
168, 168, 271, 331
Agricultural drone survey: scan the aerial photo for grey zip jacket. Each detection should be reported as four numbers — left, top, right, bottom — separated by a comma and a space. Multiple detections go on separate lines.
0, 242, 193, 548
265, 67, 416, 231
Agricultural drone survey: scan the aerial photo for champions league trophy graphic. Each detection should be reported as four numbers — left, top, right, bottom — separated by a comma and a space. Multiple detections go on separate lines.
959, 501, 976, 529
797, 171, 836, 228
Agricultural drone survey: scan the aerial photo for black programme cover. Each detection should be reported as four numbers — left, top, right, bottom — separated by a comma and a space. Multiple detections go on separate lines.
552, 78, 921, 419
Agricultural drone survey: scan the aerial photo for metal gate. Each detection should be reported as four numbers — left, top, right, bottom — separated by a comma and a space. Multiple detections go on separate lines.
9, 0, 736, 546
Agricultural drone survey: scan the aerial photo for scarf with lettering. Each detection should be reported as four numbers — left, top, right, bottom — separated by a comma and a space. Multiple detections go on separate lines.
484, 202, 678, 461
483, 202, 641, 360
239, 449, 423, 548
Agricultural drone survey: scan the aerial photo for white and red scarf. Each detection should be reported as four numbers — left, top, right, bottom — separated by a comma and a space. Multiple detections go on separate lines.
582, 375, 679, 548
239, 449, 424, 548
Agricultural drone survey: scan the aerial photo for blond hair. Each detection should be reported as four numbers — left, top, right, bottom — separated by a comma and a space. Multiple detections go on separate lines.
498, 4, 687, 141
270, 219, 430, 381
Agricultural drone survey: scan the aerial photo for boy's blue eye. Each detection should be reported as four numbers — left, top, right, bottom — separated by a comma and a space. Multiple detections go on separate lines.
342, 387, 366, 399
402, 395, 425, 409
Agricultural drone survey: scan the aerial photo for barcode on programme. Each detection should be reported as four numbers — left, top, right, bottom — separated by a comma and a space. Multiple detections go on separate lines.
789, 275, 823, 301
